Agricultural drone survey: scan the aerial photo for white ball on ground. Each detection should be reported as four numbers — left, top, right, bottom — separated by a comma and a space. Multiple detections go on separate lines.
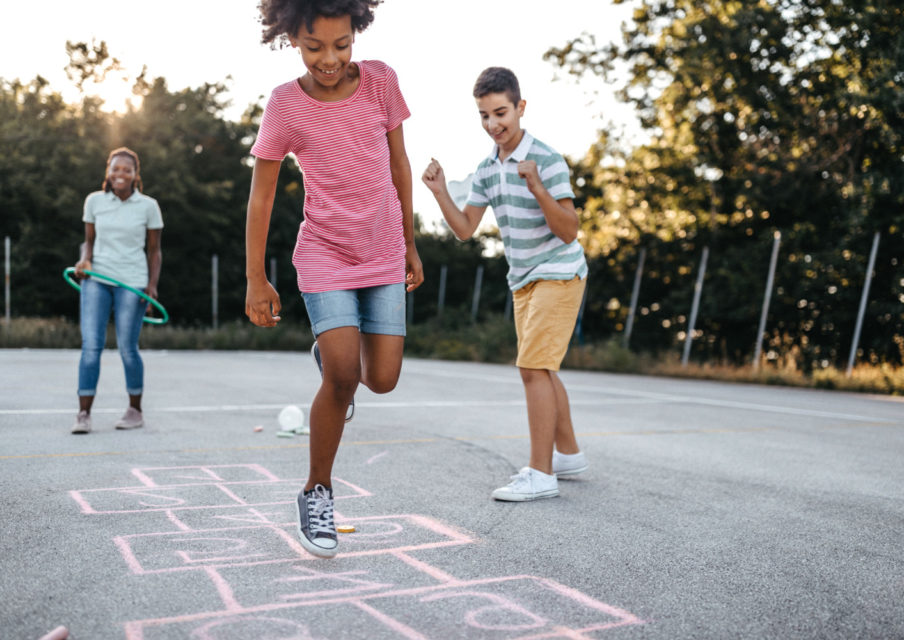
278, 405, 305, 430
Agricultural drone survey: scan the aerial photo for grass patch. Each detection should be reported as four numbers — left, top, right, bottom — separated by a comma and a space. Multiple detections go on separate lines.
3, 316, 902, 395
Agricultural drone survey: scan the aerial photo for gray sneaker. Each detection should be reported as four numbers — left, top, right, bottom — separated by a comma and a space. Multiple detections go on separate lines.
312, 341, 354, 422
553, 450, 588, 477
72, 411, 91, 434
295, 484, 338, 558
115, 407, 144, 430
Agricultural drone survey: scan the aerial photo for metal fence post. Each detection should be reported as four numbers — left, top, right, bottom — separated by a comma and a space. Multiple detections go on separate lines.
437, 265, 448, 319
624, 247, 646, 347
269, 257, 277, 289
470, 265, 484, 323
753, 232, 781, 369
211, 254, 219, 330
4, 236, 10, 324
682, 247, 709, 367
846, 231, 880, 376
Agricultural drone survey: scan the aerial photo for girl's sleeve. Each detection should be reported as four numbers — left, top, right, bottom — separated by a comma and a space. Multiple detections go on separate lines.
382, 65, 411, 132
83, 193, 96, 223
251, 90, 291, 160
146, 198, 164, 230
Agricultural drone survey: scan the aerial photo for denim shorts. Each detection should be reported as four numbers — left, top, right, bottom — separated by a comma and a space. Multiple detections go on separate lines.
302, 283, 406, 337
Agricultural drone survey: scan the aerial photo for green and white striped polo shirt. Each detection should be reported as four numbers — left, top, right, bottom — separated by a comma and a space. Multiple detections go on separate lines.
467, 131, 588, 291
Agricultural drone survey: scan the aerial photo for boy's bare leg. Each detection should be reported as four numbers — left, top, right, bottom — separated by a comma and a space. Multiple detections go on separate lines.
306, 327, 360, 490
550, 371, 580, 454
359, 333, 404, 394
520, 367, 557, 475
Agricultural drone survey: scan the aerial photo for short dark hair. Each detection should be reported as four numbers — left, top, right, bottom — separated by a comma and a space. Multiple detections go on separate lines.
259, 0, 382, 46
473, 67, 521, 105
102, 147, 143, 194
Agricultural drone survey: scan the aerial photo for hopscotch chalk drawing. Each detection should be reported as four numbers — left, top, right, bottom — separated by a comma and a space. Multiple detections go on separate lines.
70, 464, 645, 638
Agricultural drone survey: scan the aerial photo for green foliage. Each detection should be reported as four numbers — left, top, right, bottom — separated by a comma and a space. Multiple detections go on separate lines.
546, 0, 904, 369
408, 228, 510, 323
406, 311, 517, 363
0, 41, 306, 326
0, 41, 514, 332
3, 23, 902, 377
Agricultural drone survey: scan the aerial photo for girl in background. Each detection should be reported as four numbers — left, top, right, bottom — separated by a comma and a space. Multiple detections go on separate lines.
73, 147, 163, 434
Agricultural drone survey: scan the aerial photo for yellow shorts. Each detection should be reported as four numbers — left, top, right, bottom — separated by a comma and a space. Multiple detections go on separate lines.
513, 276, 586, 371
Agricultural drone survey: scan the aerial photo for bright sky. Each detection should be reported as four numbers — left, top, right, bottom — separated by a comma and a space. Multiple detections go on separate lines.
1, 0, 636, 228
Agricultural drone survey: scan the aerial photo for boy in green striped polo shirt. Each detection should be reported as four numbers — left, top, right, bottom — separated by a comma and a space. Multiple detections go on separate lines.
422, 66, 589, 502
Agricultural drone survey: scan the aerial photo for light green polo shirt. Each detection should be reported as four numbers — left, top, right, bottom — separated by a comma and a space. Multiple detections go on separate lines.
467, 131, 587, 291
83, 190, 163, 288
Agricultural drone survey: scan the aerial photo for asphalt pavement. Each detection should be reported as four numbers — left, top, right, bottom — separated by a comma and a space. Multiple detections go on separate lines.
1, 348, 903, 640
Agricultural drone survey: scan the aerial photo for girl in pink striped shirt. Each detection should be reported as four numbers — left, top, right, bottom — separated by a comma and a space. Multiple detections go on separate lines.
245, 0, 424, 559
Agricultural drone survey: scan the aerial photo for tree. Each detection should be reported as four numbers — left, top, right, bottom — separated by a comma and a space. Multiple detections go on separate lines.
546, 0, 904, 367
0, 42, 277, 325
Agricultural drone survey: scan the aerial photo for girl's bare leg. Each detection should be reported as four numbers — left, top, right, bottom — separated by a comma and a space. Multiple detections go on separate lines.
306, 327, 361, 490
360, 333, 404, 394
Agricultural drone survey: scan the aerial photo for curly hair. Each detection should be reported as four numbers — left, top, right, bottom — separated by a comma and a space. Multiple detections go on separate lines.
102, 147, 143, 194
259, 0, 382, 46
473, 67, 522, 106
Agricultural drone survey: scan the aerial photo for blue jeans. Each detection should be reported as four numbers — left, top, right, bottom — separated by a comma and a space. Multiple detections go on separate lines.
302, 283, 407, 337
78, 278, 146, 396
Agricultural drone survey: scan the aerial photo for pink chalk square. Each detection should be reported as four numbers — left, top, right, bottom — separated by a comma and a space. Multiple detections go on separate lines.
124, 605, 404, 640
70, 483, 251, 515
115, 525, 307, 574
211, 553, 448, 610
362, 575, 645, 638
193, 480, 302, 508
131, 464, 281, 487
232, 476, 371, 506
318, 514, 474, 556
163, 506, 293, 532
124, 576, 643, 640
115, 514, 473, 574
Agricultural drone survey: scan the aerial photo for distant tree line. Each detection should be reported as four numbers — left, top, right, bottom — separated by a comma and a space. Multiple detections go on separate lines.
2, 0, 902, 371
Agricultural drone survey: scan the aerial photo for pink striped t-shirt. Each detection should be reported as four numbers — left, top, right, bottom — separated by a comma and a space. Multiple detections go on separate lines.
251, 60, 410, 293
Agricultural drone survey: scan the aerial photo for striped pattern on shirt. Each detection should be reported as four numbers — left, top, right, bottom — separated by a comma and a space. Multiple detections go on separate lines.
467, 131, 588, 291
251, 60, 410, 293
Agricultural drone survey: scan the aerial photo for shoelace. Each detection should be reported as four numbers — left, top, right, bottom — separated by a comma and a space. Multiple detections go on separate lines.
507, 468, 532, 489
306, 485, 336, 536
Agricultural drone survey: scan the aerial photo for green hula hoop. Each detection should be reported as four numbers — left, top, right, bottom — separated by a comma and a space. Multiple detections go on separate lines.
63, 267, 169, 325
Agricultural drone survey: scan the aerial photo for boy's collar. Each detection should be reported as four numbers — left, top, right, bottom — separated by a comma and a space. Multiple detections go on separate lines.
492, 130, 533, 163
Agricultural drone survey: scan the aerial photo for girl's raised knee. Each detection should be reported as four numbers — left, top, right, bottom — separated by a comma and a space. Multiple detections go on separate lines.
365, 377, 398, 395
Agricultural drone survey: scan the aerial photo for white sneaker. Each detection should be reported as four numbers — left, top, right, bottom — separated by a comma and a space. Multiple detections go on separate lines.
72, 411, 91, 434
553, 451, 588, 477
492, 467, 559, 502
115, 407, 144, 430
